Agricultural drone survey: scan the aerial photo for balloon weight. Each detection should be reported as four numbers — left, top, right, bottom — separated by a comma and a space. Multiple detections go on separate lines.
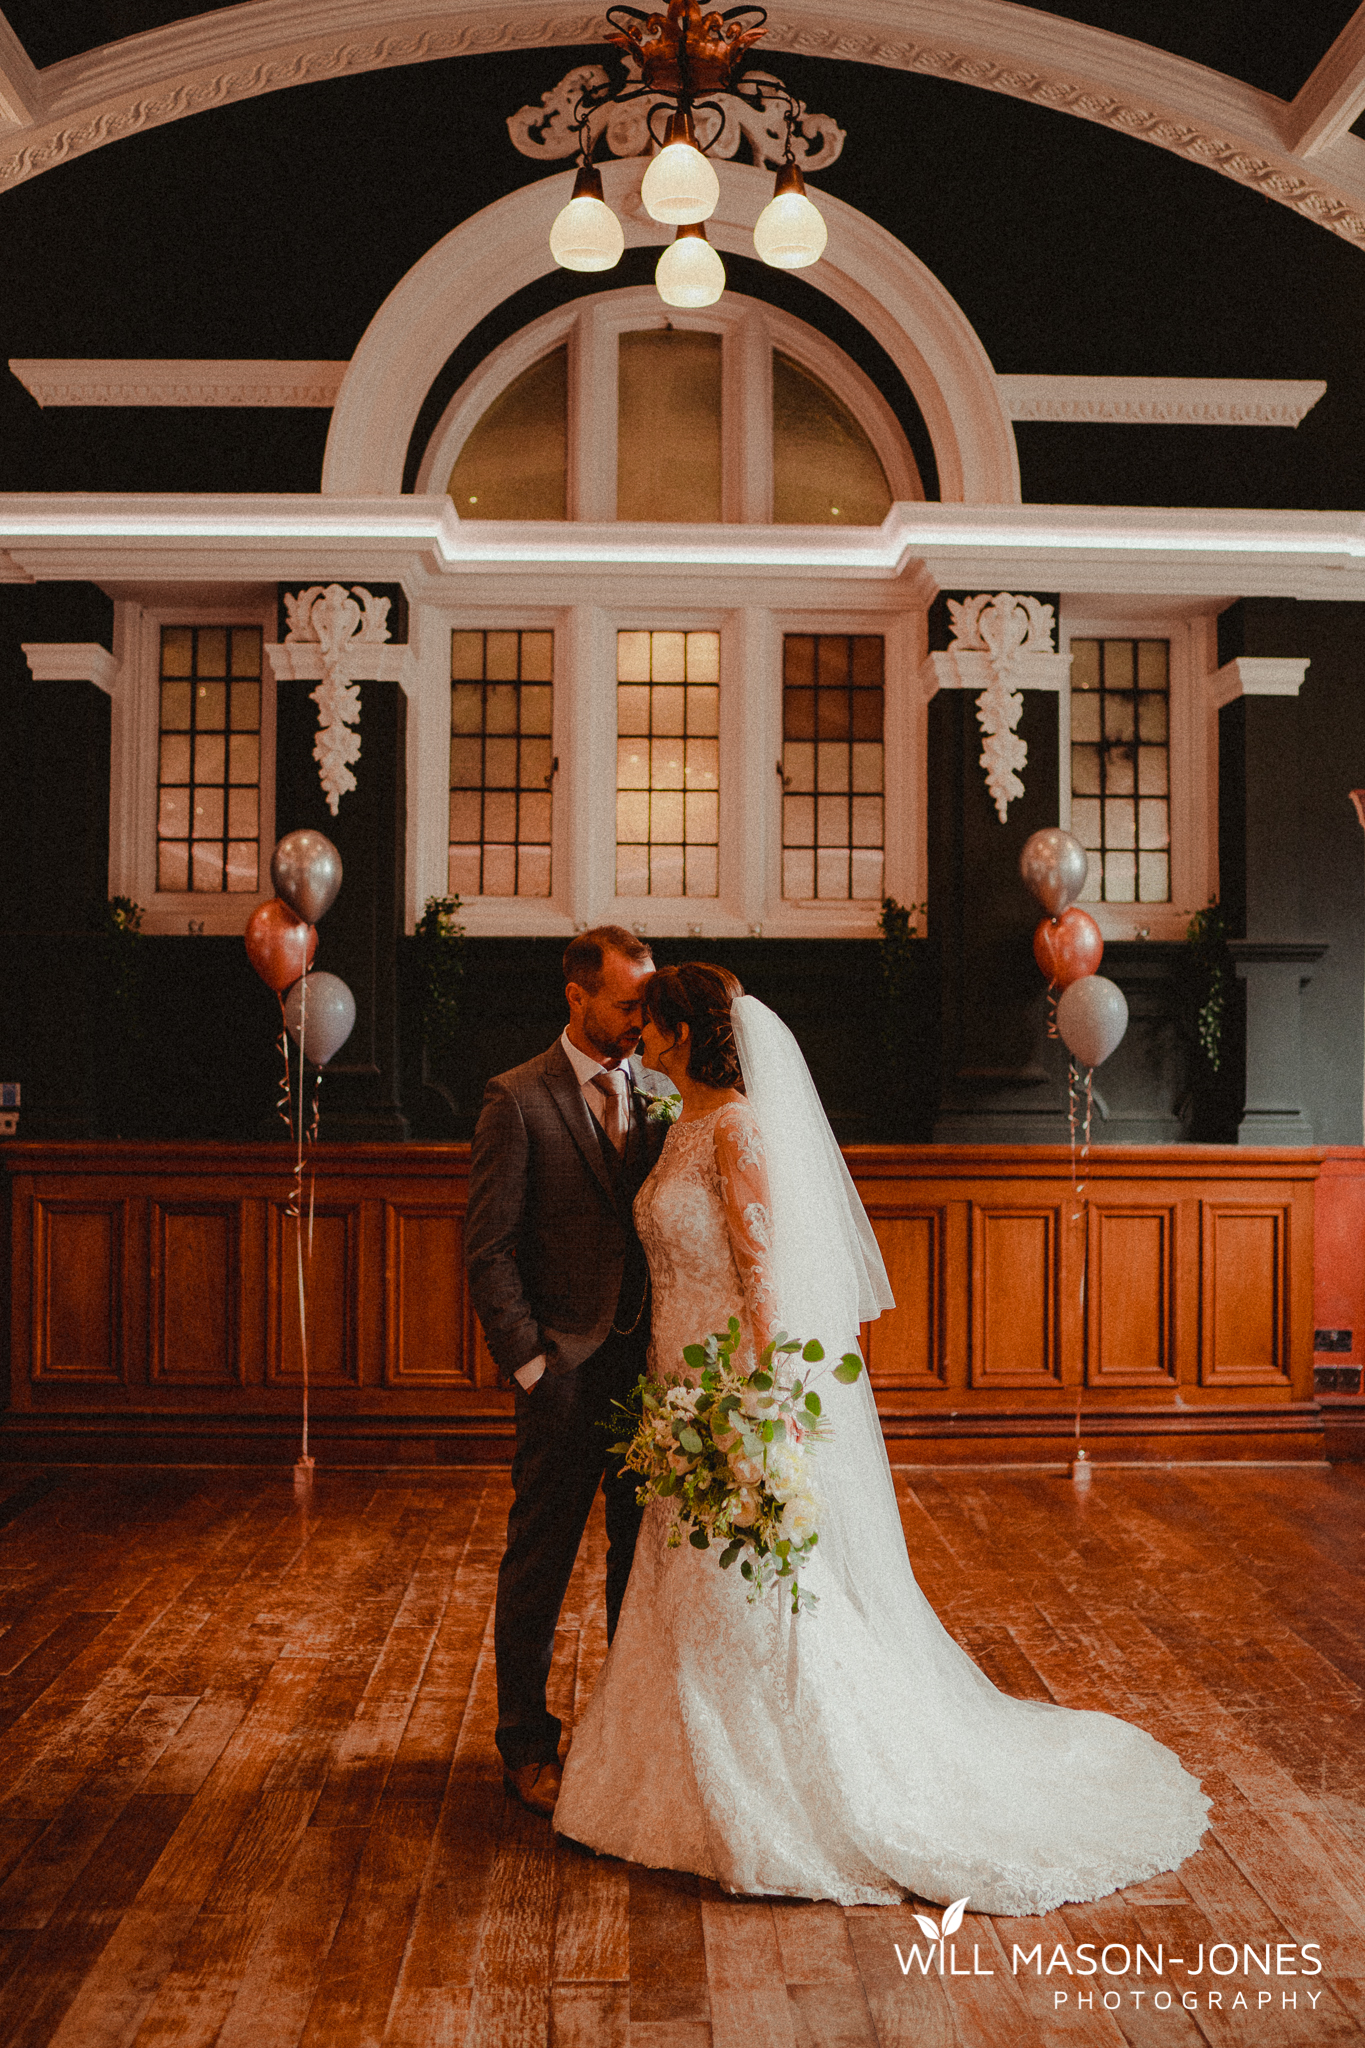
1056, 974, 1129, 1069
1019, 828, 1089, 917
284, 971, 356, 1067
1033, 907, 1104, 989
245, 898, 316, 994
271, 829, 343, 924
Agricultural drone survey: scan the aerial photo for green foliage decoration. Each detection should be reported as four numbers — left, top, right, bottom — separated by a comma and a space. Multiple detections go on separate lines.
413, 895, 466, 1066
1185, 899, 1230, 1074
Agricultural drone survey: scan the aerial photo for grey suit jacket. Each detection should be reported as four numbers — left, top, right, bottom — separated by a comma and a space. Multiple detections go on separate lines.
464, 1041, 668, 1383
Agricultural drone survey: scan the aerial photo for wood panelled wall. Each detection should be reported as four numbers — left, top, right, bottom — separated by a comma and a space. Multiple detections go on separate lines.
1, 1142, 1341, 1467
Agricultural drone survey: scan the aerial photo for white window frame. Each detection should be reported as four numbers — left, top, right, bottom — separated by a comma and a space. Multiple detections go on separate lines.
109, 593, 277, 936
413, 592, 923, 941
414, 286, 922, 522
1057, 602, 1216, 941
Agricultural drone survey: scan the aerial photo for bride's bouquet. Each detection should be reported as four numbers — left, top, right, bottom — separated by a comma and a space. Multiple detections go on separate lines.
610, 1320, 863, 1614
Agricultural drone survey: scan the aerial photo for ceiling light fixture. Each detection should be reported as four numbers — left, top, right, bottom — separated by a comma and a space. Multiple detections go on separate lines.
545, 0, 829, 306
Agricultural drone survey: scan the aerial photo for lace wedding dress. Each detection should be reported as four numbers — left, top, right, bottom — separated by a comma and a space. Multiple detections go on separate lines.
554, 1009, 1210, 1913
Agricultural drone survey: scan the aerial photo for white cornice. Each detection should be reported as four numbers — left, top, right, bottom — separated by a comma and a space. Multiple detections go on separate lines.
22, 641, 119, 693
9, 358, 348, 408
4, 0, 1365, 259
998, 375, 1327, 428
1209, 655, 1311, 708
0, 496, 1364, 602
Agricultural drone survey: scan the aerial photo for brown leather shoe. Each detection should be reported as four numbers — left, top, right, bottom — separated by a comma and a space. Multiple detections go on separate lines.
504, 1757, 563, 1817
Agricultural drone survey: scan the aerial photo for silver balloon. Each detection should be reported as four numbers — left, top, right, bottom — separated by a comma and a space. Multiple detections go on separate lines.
1056, 974, 1129, 1069
1019, 828, 1089, 918
284, 972, 356, 1067
271, 830, 342, 924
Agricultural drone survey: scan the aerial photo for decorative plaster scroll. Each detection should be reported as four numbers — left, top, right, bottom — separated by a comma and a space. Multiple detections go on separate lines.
22, 641, 119, 694
920, 593, 1069, 822
998, 375, 1327, 428
507, 61, 843, 171
8, 1, 1365, 263
272, 583, 392, 814
9, 359, 348, 409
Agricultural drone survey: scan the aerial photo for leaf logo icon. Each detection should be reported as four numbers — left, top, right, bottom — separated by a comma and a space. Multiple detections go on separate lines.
912, 1897, 969, 1944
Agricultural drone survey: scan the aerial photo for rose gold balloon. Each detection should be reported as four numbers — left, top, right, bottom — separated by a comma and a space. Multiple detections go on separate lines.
245, 898, 317, 994
1033, 907, 1103, 989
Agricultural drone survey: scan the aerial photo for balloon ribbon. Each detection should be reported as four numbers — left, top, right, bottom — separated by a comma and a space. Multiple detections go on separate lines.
1067, 1058, 1095, 1485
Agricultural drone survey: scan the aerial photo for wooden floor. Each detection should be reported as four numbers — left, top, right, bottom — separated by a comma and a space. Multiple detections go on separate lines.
0, 1465, 1362, 2048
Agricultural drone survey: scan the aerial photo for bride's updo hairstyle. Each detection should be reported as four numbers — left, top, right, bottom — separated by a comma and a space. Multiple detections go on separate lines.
645, 963, 745, 1091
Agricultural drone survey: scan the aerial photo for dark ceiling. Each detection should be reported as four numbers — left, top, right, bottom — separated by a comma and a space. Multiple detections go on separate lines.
0, 39, 1358, 512
4, 0, 1359, 104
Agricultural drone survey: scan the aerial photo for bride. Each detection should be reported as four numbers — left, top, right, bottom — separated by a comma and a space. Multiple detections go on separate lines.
554, 963, 1210, 1912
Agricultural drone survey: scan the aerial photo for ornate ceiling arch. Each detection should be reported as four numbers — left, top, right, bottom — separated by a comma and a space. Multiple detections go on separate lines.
320, 156, 1020, 504
5, 0, 1365, 252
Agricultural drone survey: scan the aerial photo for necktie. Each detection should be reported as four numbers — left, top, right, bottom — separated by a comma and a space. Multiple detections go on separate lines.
590, 1068, 629, 1155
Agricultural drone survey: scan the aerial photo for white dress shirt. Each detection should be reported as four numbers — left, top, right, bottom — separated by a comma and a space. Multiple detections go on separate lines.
513, 1031, 631, 1392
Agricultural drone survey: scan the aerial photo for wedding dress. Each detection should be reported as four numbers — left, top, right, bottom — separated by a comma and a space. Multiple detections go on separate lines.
554, 999, 1210, 1912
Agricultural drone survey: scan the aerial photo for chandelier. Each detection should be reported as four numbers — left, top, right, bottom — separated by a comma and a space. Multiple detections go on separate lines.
548, 0, 829, 307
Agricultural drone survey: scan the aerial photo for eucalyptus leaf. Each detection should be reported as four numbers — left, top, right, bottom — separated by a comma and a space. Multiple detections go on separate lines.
689, 1527, 710, 1550
682, 1344, 706, 1370
679, 1427, 704, 1455
750, 1372, 772, 1391
802, 1339, 824, 1361
833, 1359, 863, 1383
804, 1391, 821, 1416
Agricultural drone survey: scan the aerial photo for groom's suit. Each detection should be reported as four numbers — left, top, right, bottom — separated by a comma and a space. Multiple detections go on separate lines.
466, 1037, 666, 1771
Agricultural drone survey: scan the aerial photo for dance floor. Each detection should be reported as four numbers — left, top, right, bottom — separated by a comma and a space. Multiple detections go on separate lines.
0, 1461, 1361, 2047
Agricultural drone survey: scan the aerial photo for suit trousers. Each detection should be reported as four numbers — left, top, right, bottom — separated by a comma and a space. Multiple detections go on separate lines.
494, 1324, 647, 1770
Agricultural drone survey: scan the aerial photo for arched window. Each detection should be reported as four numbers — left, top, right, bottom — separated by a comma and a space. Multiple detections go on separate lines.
421, 289, 918, 523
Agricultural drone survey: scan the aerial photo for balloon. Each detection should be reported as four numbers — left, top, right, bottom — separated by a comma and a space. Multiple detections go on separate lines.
1019, 828, 1089, 917
271, 830, 343, 924
1034, 907, 1104, 989
284, 972, 356, 1067
245, 899, 316, 994
1056, 975, 1129, 1069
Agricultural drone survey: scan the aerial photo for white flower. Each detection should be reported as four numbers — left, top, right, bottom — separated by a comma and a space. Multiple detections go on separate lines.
782, 1497, 819, 1545
665, 1388, 696, 1414
764, 1445, 806, 1497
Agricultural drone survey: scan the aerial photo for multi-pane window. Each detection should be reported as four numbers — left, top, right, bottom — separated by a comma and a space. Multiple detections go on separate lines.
616, 630, 719, 897
449, 630, 554, 897
1070, 638, 1170, 904
157, 625, 262, 893
781, 634, 884, 900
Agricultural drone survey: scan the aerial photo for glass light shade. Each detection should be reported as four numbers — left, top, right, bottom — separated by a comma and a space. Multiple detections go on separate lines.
641, 140, 720, 225
550, 193, 625, 271
754, 189, 827, 269
655, 227, 726, 308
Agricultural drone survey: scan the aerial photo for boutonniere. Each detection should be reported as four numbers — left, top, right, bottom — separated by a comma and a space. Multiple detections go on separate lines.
633, 1077, 682, 1126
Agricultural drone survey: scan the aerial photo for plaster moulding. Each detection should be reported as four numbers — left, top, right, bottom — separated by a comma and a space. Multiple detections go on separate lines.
1209, 654, 1311, 709
7, 500, 1365, 602
22, 641, 119, 693
9, 359, 348, 408
998, 375, 1327, 428
5, 0, 1365, 259
267, 582, 406, 814
919, 591, 1070, 821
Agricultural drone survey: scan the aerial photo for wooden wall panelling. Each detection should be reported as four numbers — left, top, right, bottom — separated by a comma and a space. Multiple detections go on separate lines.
383, 1201, 475, 1389
1199, 1199, 1292, 1388
30, 1196, 126, 1386
265, 1197, 361, 1387
149, 1201, 242, 1385
969, 1199, 1067, 1389
861, 1204, 950, 1389
1085, 1199, 1177, 1387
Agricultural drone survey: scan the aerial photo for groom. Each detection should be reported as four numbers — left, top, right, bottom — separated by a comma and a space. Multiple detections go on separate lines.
465, 925, 665, 1817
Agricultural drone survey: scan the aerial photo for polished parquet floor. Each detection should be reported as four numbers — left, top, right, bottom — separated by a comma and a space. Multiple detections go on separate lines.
0, 1461, 1361, 2046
